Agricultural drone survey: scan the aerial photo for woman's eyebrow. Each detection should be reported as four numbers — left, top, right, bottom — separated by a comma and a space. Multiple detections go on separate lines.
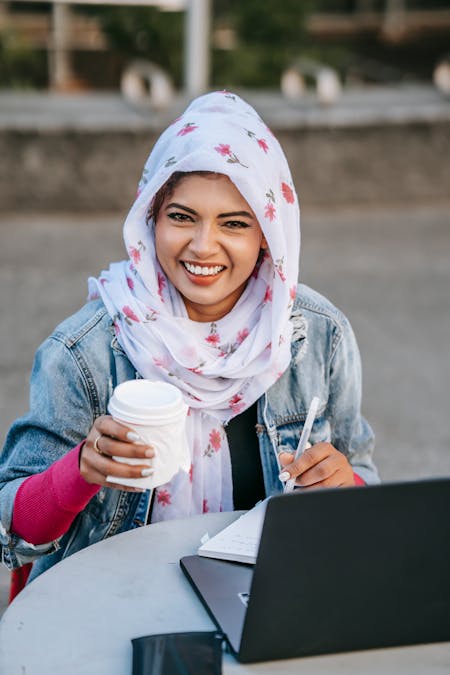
217, 210, 254, 219
166, 202, 197, 215
166, 203, 254, 220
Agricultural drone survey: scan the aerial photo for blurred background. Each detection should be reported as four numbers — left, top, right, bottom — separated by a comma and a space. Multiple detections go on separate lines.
1, 1, 449, 92
0, 0, 449, 610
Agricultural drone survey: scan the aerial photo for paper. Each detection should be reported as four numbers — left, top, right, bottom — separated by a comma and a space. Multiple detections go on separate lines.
197, 498, 269, 564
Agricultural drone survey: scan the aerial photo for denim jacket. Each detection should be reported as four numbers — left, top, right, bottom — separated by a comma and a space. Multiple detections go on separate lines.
0, 284, 378, 581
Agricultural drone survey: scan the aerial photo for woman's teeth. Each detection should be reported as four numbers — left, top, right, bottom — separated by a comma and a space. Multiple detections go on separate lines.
183, 262, 225, 276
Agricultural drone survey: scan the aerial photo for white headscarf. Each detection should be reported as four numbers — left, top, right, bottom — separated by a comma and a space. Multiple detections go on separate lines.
88, 91, 300, 520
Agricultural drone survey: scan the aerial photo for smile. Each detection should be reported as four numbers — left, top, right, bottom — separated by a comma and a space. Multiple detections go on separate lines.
182, 261, 225, 276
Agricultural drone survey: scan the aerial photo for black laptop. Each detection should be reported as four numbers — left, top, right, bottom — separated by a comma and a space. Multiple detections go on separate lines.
180, 478, 450, 663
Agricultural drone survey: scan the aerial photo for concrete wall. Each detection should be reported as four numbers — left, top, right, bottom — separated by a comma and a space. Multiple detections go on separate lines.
1, 88, 449, 211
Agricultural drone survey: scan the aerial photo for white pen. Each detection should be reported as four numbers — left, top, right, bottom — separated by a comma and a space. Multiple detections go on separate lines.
283, 396, 320, 494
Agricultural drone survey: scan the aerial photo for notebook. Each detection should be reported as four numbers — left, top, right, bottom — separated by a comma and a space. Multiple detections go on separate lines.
181, 478, 450, 664
197, 498, 269, 564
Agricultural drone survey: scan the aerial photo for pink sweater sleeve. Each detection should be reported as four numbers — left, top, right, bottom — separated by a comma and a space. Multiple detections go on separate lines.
11, 443, 101, 545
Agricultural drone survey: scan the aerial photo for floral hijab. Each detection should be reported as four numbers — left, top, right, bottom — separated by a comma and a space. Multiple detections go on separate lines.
88, 91, 300, 521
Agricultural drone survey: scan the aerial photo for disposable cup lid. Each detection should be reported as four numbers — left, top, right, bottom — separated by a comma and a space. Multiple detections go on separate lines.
108, 380, 184, 423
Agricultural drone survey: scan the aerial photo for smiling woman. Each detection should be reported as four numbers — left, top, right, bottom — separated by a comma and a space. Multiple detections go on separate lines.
154, 173, 267, 322
0, 91, 378, 599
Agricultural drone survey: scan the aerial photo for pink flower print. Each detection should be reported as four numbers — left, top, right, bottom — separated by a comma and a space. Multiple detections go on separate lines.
264, 202, 276, 221
88, 291, 100, 301
189, 463, 193, 483
100, 277, 108, 286
274, 257, 286, 282
205, 322, 220, 346
153, 355, 170, 369
156, 489, 171, 506
129, 240, 145, 265
257, 138, 269, 153
229, 394, 245, 414
177, 122, 198, 136
188, 364, 204, 375
281, 182, 295, 204
236, 328, 249, 344
188, 392, 202, 402
209, 429, 222, 451
144, 308, 158, 322
205, 333, 220, 346
129, 247, 140, 264
203, 499, 209, 513
215, 143, 232, 157
263, 285, 273, 303
126, 276, 134, 290
215, 144, 248, 168
122, 305, 140, 324
289, 285, 297, 301
157, 272, 166, 302
245, 129, 268, 153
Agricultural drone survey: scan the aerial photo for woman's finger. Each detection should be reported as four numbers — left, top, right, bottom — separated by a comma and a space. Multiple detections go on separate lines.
88, 416, 155, 460
296, 462, 341, 487
278, 443, 354, 488
88, 448, 153, 479
279, 443, 330, 479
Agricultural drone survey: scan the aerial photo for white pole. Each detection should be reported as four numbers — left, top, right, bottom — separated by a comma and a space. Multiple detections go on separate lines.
184, 0, 211, 97
51, 3, 74, 90
382, 0, 407, 41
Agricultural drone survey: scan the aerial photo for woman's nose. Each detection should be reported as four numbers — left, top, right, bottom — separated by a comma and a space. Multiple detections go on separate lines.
189, 223, 219, 257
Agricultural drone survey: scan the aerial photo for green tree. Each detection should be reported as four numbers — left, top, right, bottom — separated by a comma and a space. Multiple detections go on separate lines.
81, 6, 184, 87
212, 0, 312, 88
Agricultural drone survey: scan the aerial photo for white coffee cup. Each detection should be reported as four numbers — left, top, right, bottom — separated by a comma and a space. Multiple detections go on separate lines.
106, 379, 189, 490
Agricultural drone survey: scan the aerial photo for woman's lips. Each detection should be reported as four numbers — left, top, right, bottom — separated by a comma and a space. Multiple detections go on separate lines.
181, 261, 226, 285
182, 261, 225, 276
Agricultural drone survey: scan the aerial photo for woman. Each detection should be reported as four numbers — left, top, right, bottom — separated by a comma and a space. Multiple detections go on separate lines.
0, 92, 378, 593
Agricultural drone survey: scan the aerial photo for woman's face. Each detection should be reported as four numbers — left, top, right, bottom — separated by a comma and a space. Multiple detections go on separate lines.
155, 173, 267, 322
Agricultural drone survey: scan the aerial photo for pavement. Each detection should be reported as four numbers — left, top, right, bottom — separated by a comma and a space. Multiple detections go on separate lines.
1, 201, 450, 614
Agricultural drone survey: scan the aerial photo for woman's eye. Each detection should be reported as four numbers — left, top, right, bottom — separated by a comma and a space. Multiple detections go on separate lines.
168, 212, 193, 223
223, 221, 250, 231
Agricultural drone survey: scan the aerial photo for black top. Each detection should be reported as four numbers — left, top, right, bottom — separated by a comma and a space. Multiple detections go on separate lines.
148, 403, 266, 522
225, 403, 266, 510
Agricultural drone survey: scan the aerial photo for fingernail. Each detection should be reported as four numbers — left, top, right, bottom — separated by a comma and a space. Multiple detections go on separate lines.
127, 431, 146, 444
278, 471, 290, 482
145, 448, 154, 458
141, 468, 154, 477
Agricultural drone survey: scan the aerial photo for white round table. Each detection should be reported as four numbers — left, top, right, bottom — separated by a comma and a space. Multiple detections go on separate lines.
0, 511, 449, 674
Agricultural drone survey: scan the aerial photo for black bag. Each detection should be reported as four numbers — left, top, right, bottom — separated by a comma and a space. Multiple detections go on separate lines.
131, 631, 224, 675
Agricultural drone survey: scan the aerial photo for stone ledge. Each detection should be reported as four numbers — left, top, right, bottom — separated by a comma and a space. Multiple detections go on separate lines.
1, 86, 449, 210
1, 85, 449, 131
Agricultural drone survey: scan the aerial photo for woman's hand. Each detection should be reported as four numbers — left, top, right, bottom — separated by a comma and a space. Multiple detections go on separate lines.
278, 442, 355, 489
80, 415, 155, 492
